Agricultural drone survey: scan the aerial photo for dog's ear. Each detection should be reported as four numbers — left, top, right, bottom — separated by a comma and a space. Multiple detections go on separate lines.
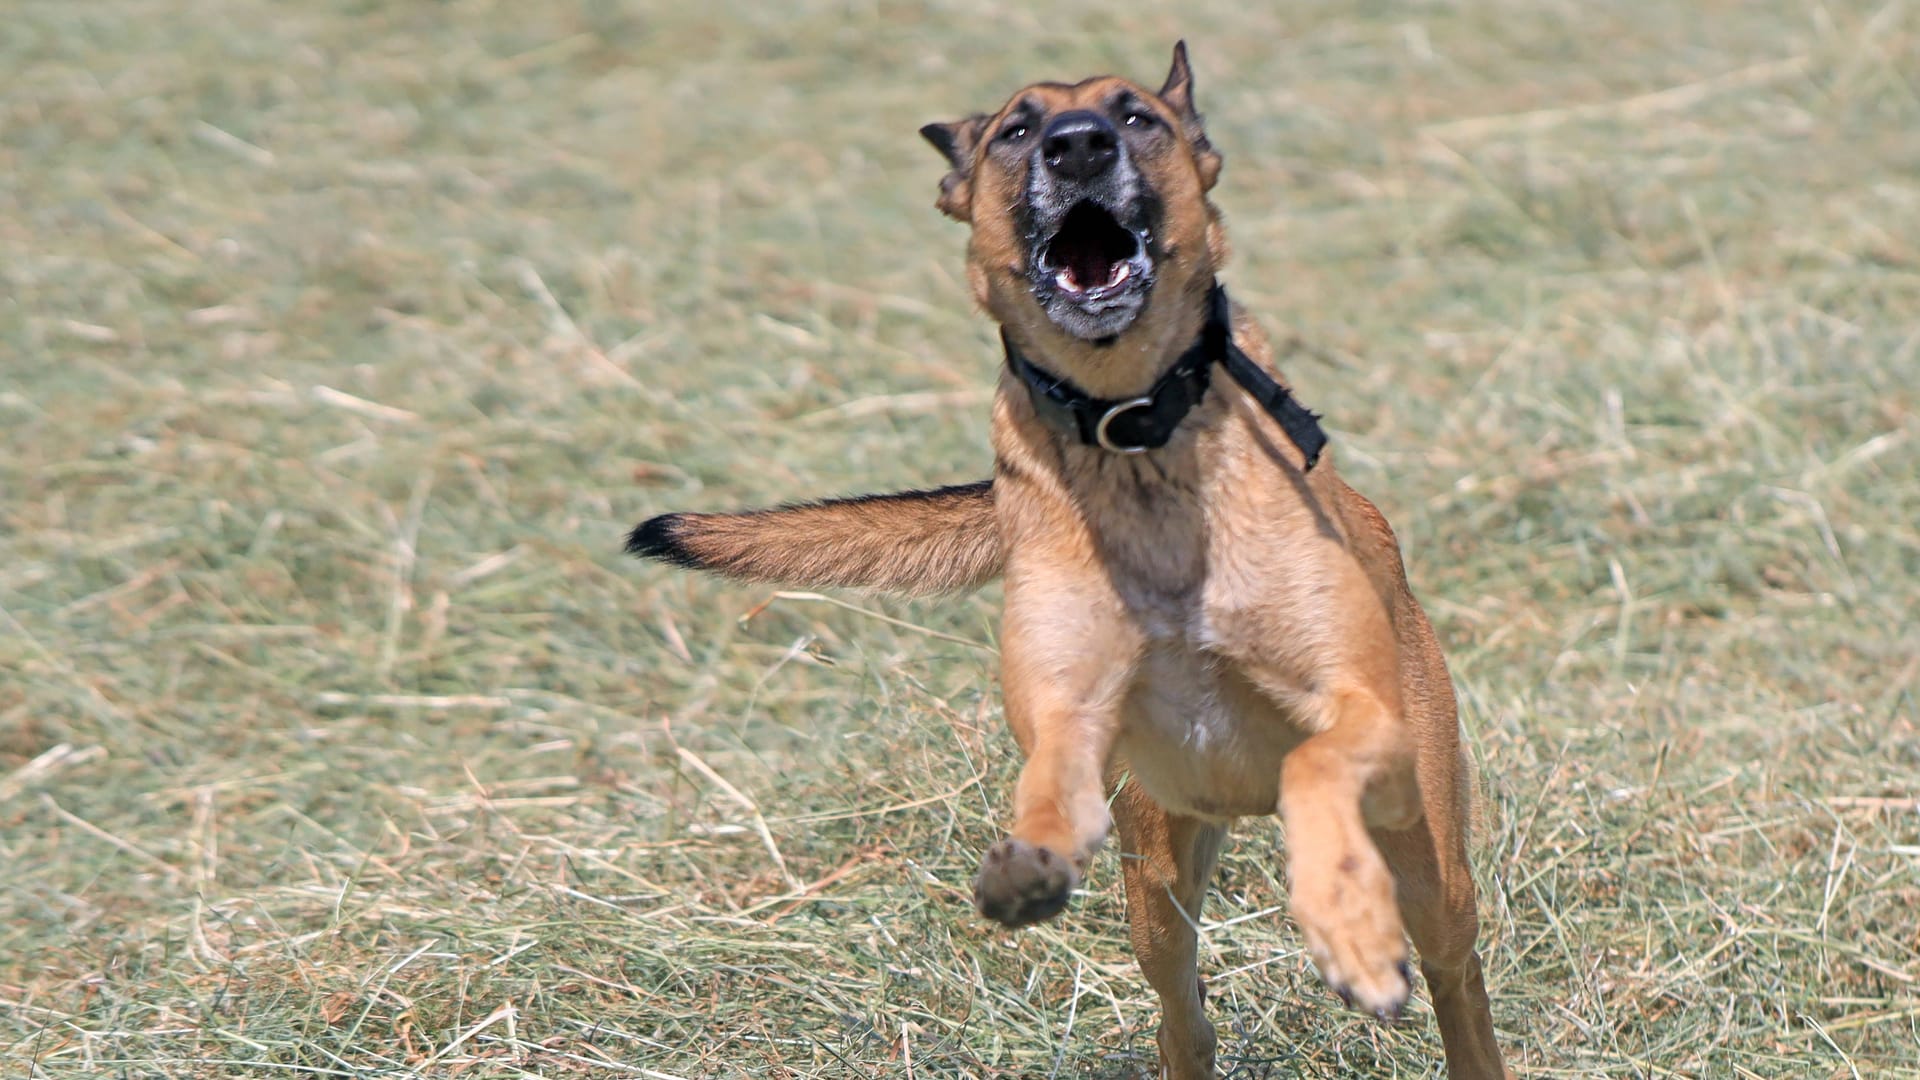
1159, 41, 1201, 121
1160, 41, 1222, 190
919, 115, 989, 222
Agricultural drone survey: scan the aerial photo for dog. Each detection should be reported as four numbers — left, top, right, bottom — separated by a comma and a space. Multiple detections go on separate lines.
629, 44, 1511, 1079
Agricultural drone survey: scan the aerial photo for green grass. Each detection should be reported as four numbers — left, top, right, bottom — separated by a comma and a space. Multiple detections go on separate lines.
3, 0, 1918, 1076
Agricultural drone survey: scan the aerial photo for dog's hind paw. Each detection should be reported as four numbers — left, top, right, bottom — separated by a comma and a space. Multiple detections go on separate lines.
973, 837, 1078, 927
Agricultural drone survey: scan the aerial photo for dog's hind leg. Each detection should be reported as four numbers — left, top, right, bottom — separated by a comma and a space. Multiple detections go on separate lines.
1373, 749, 1510, 1079
1112, 778, 1227, 1080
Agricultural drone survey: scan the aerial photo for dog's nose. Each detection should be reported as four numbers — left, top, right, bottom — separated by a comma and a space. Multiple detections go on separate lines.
1041, 111, 1118, 182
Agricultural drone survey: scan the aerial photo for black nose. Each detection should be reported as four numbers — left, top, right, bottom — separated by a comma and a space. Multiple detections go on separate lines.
1041, 111, 1118, 182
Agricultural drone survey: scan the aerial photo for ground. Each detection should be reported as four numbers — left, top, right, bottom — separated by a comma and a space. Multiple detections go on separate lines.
3, 0, 1918, 1076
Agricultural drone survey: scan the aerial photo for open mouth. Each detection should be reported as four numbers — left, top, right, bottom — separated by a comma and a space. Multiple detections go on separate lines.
1040, 200, 1145, 297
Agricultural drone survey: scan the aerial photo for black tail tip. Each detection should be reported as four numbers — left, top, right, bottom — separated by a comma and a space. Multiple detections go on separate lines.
626, 513, 700, 568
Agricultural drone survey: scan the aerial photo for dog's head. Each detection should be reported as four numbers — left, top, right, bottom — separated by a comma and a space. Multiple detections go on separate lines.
920, 43, 1225, 346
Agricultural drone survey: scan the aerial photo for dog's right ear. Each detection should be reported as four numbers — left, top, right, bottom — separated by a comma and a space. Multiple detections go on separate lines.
919, 114, 989, 222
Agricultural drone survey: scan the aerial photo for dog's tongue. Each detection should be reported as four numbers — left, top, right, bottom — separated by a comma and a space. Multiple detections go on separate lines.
1068, 249, 1114, 291
1048, 201, 1138, 292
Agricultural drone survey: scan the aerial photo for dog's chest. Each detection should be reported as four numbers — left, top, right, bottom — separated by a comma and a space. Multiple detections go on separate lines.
1117, 630, 1304, 821
1113, 580, 1308, 821
1085, 489, 1209, 610
1072, 454, 1314, 818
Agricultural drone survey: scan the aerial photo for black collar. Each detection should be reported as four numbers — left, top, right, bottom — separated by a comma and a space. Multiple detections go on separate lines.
1003, 283, 1328, 469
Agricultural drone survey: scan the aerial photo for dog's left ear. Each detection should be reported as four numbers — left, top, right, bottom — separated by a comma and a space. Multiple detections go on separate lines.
919, 114, 989, 222
1160, 41, 1222, 190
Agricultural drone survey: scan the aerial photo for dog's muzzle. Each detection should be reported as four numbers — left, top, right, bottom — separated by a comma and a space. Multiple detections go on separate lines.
1025, 113, 1157, 341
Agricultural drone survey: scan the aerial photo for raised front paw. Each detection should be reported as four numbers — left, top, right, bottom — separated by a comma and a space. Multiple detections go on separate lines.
1289, 843, 1411, 1020
973, 837, 1079, 927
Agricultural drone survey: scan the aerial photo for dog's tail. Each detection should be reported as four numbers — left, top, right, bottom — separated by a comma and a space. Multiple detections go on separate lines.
627, 480, 1002, 596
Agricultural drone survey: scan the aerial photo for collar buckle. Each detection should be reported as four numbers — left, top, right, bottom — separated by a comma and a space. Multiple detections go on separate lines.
1002, 283, 1328, 470
1093, 396, 1155, 454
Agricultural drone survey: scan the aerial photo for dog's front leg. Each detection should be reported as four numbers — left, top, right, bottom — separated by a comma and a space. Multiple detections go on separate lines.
1277, 679, 1422, 1019
973, 568, 1140, 928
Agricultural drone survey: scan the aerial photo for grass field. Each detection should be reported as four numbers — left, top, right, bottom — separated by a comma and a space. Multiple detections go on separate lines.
4, 0, 1919, 1076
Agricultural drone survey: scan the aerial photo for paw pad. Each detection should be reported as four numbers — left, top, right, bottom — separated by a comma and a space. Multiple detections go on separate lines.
972, 837, 1078, 927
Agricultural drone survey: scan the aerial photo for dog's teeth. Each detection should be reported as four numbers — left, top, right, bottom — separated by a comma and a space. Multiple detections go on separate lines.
1109, 263, 1130, 286
1055, 270, 1078, 292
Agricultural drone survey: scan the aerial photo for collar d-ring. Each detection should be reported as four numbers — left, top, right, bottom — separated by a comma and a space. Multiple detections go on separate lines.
1003, 283, 1329, 469
1093, 396, 1155, 454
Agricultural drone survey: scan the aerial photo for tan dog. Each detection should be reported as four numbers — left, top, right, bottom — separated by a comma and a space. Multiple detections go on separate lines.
631, 45, 1510, 1079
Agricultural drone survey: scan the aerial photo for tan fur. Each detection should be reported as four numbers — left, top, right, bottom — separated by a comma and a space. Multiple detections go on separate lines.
632, 44, 1509, 1079
628, 482, 1001, 595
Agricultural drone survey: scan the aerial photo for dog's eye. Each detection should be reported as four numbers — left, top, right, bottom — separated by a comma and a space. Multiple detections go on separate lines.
1124, 111, 1156, 128
1000, 124, 1028, 143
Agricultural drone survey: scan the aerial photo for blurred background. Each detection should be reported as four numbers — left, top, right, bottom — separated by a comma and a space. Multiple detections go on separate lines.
3, 1, 1917, 1075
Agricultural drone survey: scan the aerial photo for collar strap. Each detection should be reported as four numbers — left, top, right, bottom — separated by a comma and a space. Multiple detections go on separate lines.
1003, 284, 1328, 469
1004, 329, 1214, 454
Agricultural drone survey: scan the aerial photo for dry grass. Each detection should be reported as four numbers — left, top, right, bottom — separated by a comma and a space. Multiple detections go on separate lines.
4, 0, 1919, 1076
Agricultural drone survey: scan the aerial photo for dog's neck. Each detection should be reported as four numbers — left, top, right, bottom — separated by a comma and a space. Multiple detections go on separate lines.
998, 281, 1214, 400
1002, 280, 1330, 470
